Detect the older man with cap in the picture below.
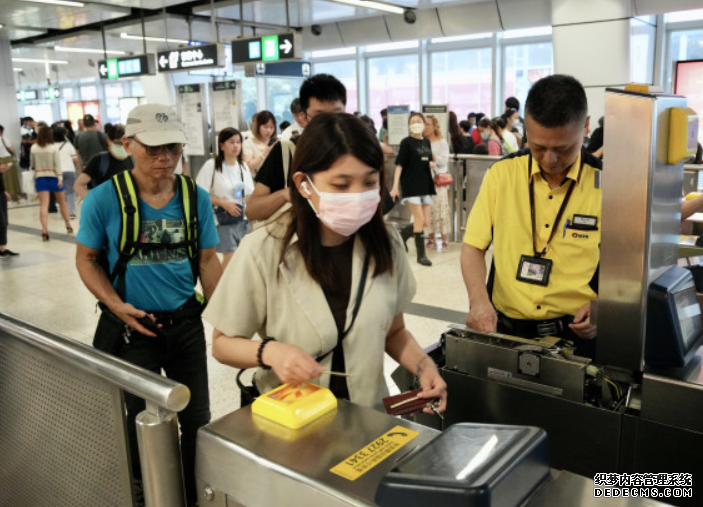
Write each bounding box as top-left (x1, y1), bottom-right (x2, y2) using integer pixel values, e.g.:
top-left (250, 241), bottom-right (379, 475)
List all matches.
top-left (76, 104), bottom-right (222, 506)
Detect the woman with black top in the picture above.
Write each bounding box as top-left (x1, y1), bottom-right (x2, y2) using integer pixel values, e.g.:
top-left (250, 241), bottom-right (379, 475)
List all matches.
top-left (390, 112), bottom-right (435, 266)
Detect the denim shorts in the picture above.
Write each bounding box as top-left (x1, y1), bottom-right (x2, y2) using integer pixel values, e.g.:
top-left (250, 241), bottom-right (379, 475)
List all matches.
top-left (216, 220), bottom-right (250, 253)
top-left (35, 177), bottom-right (64, 193)
top-left (402, 195), bottom-right (434, 205)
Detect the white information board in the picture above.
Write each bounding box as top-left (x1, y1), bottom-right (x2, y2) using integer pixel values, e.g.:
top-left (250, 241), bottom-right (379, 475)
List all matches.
top-left (210, 80), bottom-right (243, 134)
top-left (421, 104), bottom-right (448, 141)
top-left (176, 84), bottom-right (207, 156)
top-left (387, 105), bottom-right (410, 146)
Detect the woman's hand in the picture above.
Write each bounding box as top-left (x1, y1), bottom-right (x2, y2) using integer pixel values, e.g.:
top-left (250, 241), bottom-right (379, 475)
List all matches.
top-left (416, 359), bottom-right (447, 414)
top-left (262, 341), bottom-right (325, 384)
top-left (222, 202), bottom-right (242, 216)
top-left (389, 187), bottom-right (400, 202)
top-left (57, 180), bottom-right (64, 189)
top-left (429, 161), bottom-right (436, 171)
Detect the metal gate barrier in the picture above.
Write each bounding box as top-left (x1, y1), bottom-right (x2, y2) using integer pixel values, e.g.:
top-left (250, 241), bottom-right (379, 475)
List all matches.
top-left (0, 312), bottom-right (190, 507)
top-left (384, 153), bottom-right (499, 242)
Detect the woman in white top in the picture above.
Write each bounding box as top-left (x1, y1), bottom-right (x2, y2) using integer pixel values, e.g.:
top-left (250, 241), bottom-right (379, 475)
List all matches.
top-left (30, 126), bottom-right (72, 241)
top-left (242, 110), bottom-right (277, 175)
top-left (203, 113), bottom-right (447, 412)
top-left (423, 115), bottom-right (451, 251)
top-left (196, 127), bottom-right (254, 271)
top-left (502, 108), bottom-right (523, 151)
top-left (52, 124), bottom-right (79, 218)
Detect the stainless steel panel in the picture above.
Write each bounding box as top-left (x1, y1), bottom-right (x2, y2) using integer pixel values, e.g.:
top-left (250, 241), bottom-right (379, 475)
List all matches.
top-left (0, 336), bottom-right (133, 507)
top-left (443, 370), bottom-right (623, 478)
top-left (525, 471), bottom-right (673, 507)
top-left (641, 350), bottom-right (703, 433)
top-left (598, 90), bottom-right (688, 372)
top-left (196, 401), bottom-right (439, 507)
top-left (445, 331), bottom-right (587, 402)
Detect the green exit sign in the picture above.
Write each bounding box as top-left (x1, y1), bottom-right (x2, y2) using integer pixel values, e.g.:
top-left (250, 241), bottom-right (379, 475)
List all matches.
top-left (231, 32), bottom-right (301, 65)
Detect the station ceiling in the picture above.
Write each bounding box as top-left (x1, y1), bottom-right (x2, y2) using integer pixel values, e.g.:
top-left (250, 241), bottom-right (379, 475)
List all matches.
top-left (1, 0), bottom-right (475, 84)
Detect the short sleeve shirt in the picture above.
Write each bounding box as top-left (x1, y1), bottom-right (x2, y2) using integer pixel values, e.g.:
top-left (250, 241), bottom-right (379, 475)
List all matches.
top-left (83, 153), bottom-right (134, 188)
top-left (57, 142), bottom-right (77, 173)
top-left (254, 140), bottom-right (296, 192)
top-left (395, 136), bottom-right (436, 197)
top-left (77, 176), bottom-right (219, 311)
top-left (76, 131), bottom-right (108, 168)
top-left (463, 149), bottom-right (602, 320)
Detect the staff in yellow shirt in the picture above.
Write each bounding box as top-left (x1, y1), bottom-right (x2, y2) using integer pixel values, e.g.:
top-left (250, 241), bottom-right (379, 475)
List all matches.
top-left (461, 75), bottom-right (601, 358)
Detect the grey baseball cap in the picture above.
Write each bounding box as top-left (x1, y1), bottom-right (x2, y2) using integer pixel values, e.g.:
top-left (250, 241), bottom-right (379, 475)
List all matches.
top-left (124, 104), bottom-right (188, 146)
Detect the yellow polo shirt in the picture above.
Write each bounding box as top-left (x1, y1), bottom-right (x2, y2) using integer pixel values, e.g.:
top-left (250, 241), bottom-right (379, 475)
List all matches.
top-left (464, 150), bottom-right (602, 320)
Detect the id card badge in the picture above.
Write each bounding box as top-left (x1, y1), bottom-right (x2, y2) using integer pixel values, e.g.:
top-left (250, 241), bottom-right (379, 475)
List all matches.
top-left (235, 188), bottom-right (243, 200)
top-left (516, 255), bottom-right (552, 286)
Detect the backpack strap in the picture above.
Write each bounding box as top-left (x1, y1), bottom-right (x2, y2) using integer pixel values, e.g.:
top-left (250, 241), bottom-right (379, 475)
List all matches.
top-left (110, 170), bottom-right (141, 298)
top-left (176, 174), bottom-right (200, 283)
top-left (99, 152), bottom-right (111, 179)
top-left (280, 140), bottom-right (295, 189)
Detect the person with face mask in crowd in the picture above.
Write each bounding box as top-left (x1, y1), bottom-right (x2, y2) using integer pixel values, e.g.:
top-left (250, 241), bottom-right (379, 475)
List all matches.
top-left (203, 113), bottom-right (447, 414)
top-left (74, 124), bottom-right (134, 199)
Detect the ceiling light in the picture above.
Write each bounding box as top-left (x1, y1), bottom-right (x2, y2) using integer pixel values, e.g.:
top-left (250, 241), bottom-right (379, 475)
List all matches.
top-left (12, 57), bottom-right (69, 64)
top-left (328, 0), bottom-right (405, 15)
top-left (54, 45), bottom-right (126, 55)
top-left (120, 32), bottom-right (190, 44)
top-left (22, 0), bottom-right (85, 7)
top-left (13, 68), bottom-right (23, 72)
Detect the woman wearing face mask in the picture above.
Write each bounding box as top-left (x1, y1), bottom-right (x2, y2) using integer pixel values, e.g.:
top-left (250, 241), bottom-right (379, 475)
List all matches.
top-left (74, 124), bottom-right (134, 199)
top-left (502, 109), bottom-right (522, 151)
top-left (204, 113), bottom-right (447, 413)
top-left (477, 117), bottom-right (505, 157)
top-left (243, 110), bottom-right (277, 175)
top-left (196, 127), bottom-right (254, 271)
top-left (389, 112), bottom-right (436, 266)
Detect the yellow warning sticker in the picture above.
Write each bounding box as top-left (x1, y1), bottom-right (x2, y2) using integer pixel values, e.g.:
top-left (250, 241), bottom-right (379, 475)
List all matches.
top-left (329, 425), bottom-right (419, 481)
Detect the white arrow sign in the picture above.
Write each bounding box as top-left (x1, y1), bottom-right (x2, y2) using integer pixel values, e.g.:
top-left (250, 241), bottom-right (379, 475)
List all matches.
top-left (99, 64), bottom-right (107, 77)
top-left (159, 55), bottom-right (168, 68)
top-left (279, 38), bottom-right (293, 54)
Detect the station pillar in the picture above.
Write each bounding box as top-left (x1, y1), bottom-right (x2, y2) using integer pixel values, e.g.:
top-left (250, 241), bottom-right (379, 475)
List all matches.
top-left (0, 34), bottom-right (22, 153)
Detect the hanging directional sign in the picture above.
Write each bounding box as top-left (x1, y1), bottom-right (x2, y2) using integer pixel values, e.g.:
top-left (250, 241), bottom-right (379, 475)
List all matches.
top-left (98, 54), bottom-right (156, 80)
top-left (157, 43), bottom-right (225, 73)
top-left (231, 32), bottom-right (301, 65)
top-left (248, 61), bottom-right (312, 78)
top-left (16, 90), bottom-right (38, 102)
top-left (44, 87), bottom-right (60, 100)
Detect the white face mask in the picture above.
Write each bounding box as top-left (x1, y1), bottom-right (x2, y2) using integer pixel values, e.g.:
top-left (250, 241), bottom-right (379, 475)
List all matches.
top-left (110, 143), bottom-right (128, 159)
top-left (409, 123), bottom-right (425, 135)
top-left (304, 175), bottom-right (381, 237)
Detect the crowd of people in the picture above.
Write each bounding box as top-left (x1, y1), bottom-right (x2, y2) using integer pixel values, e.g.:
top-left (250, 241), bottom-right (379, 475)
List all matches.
top-left (2, 70), bottom-right (641, 507)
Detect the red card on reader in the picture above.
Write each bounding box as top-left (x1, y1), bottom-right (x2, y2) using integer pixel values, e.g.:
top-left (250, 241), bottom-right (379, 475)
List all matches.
top-left (383, 388), bottom-right (432, 416)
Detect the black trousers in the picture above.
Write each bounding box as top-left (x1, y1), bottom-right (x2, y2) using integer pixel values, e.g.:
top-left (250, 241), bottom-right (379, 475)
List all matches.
top-left (497, 312), bottom-right (596, 359)
top-left (0, 185), bottom-right (7, 246)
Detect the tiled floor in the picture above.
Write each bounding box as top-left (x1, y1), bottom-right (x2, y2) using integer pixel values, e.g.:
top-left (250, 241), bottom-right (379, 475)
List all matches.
top-left (1, 201), bottom-right (475, 421)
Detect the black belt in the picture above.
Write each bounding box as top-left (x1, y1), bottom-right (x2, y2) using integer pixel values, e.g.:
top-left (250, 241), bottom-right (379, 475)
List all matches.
top-left (99, 295), bottom-right (204, 330)
top-left (497, 312), bottom-right (573, 338)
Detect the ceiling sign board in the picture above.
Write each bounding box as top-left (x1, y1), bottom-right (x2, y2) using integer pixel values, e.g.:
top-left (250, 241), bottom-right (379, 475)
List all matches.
top-left (248, 61), bottom-right (312, 78)
top-left (16, 90), bottom-right (38, 102)
top-left (99, 54), bottom-right (156, 80)
top-left (157, 43), bottom-right (225, 73)
top-left (231, 32), bottom-right (301, 65)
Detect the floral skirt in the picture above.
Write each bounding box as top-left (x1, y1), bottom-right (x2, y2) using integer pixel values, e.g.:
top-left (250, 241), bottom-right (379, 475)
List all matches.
top-left (429, 186), bottom-right (451, 235)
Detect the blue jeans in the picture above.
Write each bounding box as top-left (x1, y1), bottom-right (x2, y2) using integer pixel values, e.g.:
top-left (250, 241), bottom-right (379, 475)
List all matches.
top-left (62, 171), bottom-right (77, 214)
top-left (97, 311), bottom-right (210, 505)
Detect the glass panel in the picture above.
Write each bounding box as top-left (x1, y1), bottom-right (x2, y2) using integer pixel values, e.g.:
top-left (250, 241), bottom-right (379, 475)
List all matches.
top-left (367, 54), bottom-right (419, 127)
top-left (504, 42), bottom-right (553, 115)
top-left (232, 69), bottom-right (259, 129)
top-left (266, 76), bottom-right (306, 130)
top-left (80, 85), bottom-right (98, 101)
top-left (666, 9), bottom-right (703, 23)
top-left (631, 19), bottom-right (656, 84)
top-left (668, 29), bottom-right (703, 93)
top-left (312, 60), bottom-right (358, 114)
top-left (430, 48), bottom-right (492, 121)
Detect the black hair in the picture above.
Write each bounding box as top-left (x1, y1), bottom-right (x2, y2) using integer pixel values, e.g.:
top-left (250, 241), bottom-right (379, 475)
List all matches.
top-left (52, 124), bottom-right (67, 143)
top-left (0, 125), bottom-right (3, 132)
top-left (525, 75), bottom-right (587, 128)
top-left (109, 124), bottom-right (125, 142)
top-left (360, 114), bottom-right (376, 134)
top-left (289, 98), bottom-right (302, 116)
top-left (215, 127), bottom-right (243, 172)
top-left (505, 97), bottom-right (520, 110)
top-left (448, 112), bottom-right (464, 153)
top-left (279, 121), bottom-right (291, 132)
top-left (104, 122), bottom-right (114, 135)
top-left (408, 112), bottom-right (426, 125)
top-left (473, 143), bottom-right (489, 155)
top-left (299, 73), bottom-right (347, 113)
top-left (491, 117), bottom-right (506, 141)
top-left (459, 120), bottom-right (471, 133)
top-left (282, 113), bottom-right (392, 290)
top-left (83, 114), bottom-right (96, 127)
top-left (253, 110), bottom-right (277, 141)
top-left (467, 112), bottom-right (477, 120)
top-left (475, 112), bottom-right (485, 124)
top-left (380, 108), bottom-right (388, 117)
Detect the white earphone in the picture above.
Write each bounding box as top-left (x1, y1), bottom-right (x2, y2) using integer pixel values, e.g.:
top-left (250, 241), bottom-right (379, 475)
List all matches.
top-left (301, 181), bottom-right (310, 195)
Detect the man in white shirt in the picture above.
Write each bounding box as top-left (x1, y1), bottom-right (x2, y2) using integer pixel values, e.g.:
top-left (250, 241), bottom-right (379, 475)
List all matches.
top-left (279, 97), bottom-right (305, 141)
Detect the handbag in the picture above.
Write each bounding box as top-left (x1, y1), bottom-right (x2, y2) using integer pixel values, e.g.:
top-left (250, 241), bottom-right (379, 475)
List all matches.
top-left (211, 160), bottom-right (245, 225)
top-left (434, 173), bottom-right (454, 187)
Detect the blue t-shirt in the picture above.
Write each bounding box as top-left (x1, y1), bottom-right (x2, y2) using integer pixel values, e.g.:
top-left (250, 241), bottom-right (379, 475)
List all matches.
top-left (77, 177), bottom-right (219, 311)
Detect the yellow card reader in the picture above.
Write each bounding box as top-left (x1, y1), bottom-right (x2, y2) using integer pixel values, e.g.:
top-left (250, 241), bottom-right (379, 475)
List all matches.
top-left (669, 107), bottom-right (699, 165)
top-left (252, 382), bottom-right (338, 429)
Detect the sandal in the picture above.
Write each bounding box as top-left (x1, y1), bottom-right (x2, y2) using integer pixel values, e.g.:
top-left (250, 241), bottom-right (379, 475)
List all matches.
top-left (66, 225), bottom-right (73, 234)
top-left (426, 239), bottom-right (435, 249)
top-left (42, 232), bottom-right (50, 242)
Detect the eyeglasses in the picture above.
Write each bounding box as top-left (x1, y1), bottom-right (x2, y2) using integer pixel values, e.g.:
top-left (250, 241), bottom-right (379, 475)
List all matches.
top-left (131, 137), bottom-right (183, 157)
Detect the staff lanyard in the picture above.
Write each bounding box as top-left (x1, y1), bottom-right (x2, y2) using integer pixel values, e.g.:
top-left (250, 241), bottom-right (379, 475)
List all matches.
top-left (223, 161), bottom-right (244, 202)
top-left (528, 153), bottom-right (582, 258)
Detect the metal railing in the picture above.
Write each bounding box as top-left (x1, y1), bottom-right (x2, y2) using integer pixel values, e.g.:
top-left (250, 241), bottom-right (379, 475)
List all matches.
top-left (0, 312), bottom-right (190, 507)
top-left (385, 153), bottom-right (500, 242)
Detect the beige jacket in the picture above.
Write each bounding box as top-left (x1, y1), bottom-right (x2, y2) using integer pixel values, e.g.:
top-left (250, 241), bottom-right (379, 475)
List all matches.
top-left (30, 144), bottom-right (62, 181)
top-left (203, 219), bottom-right (417, 410)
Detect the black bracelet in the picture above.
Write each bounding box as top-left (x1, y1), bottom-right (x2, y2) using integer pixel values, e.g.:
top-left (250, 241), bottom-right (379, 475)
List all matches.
top-left (257, 337), bottom-right (276, 370)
